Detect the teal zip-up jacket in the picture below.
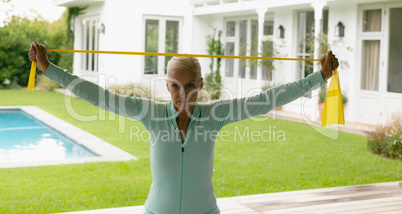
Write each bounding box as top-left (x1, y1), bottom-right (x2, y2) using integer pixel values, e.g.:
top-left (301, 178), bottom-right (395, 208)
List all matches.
top-left (44, 63), bottom-right (327, 214)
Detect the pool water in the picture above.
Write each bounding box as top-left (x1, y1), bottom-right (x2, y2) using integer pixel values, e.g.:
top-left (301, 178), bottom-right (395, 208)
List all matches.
top-left (0, 109), bottom-right (97, 163)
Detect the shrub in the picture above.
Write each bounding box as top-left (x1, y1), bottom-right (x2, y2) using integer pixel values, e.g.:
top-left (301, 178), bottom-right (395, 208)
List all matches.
top-left (36, 74), bottom-right (60, 91)
top-left (262, 82), bottom-right (277, 91)
top-left (318, 85), bottom-right (348, 104)
top-left (196, 88), bottom-right (214, 103)
top-left (342, 92), bottom-right (348, 104)
top-left (106, 83), bottom-right (152, 99)
top-left (319, 85), bottom-right (326, 103)
top-left (367, 114), bottom-right (402, 160)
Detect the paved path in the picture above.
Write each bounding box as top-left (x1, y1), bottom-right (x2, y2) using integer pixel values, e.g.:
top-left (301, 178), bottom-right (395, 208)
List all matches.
top-left (57, 181), bottom-right (402, 214)
top-left (265, 109), bottom-right (374, 136)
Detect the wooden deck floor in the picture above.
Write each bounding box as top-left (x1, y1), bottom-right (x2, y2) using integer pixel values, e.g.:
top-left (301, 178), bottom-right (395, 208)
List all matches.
top-left (57, 181), bottom-right (402, 214)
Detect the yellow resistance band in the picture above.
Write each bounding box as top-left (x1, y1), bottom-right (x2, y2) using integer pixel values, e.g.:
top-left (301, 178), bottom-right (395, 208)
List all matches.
top-left (28, 61), bottom-right (36, 90)
top-left (47, 49), bottom-right (322, 61)
top-left (27, 49), bottom-right (322, 91)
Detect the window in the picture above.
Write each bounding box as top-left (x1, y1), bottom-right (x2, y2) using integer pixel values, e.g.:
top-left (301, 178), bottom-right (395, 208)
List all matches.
top-left (144, 17), bottom-right (181, 75)
top-left (226, 21), bottom-right (235, 37)
top-left (261, 41), bottom-right (273, 81)
top-left (263, 21), bottom-right (273, 36)
top-left (261, 15), bottom-right (274, 82)
top-left (363, 9), bottom-right (381, 32)
top-left (387, 7), bottom-right (402, 93)
top-left (250, 20), bottom-right (258, 79)
top-left (359, 6), bottom-right (402, 93)
top-left (361, 40), bottom-right (380, 91)
top-left (225, 20), bottom-right (236, 78)
top-left (225, 42), bottom-right (235, 77)
top-left (145, 20), bottom-right (159, 75)
top-left (224, 15), bottom-right (274, 80)
top-left (82, 16), bottom-right (100, 72)
top-left (296, 10), bottom-right (328, 97)
top-left (165, 21), bottom-right (179, 74)
top-left (296, 11), bottom-right (315, 80)
top-left (296, 10), bottom-right (329, 79)
top-left (360, 8), bottom-right (382, 91)
top-left (238, 20), bottom-right (247, 79)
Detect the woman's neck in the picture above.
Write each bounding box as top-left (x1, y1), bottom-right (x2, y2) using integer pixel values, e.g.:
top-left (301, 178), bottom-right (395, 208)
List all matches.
top-left (176, 105), bottom-right (194, 122)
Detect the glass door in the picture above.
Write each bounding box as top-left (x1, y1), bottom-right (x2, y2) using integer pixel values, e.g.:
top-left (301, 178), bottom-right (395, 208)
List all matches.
top-left (387, 7), bottom-right (402, 93)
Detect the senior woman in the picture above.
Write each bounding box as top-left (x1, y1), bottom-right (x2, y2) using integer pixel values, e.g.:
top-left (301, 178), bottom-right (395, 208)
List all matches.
top-left (29, 41), bottom-right (338, 214)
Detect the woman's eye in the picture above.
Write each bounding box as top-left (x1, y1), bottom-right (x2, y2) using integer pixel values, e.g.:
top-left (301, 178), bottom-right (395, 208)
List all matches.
top-left (173, 84), bottom-right (179, 88)
top-left (187, 84), bottom-right (194, 88)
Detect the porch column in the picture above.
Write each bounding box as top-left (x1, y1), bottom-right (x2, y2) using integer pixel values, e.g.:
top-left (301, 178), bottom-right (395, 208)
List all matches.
top-left (310, 1), bottom-right (327, 122)
top-left (256, 8), bottom-right (267, 91)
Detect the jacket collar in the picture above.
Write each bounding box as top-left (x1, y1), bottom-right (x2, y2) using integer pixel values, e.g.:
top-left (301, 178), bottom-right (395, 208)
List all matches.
top-left (168, 101), bottom-right (200, 120)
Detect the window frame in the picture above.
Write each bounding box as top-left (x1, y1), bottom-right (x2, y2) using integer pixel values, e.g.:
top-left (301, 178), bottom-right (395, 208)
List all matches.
top-left (261, 13), bottom-right (274, 82)
top-left (142, 15), bottom-right (183, 76)
top-left (223, 18), bottom-right (237, 79)
top-left (295, 10), bottom-right (316, 81)
top-left (221, 16), bottom-right (255, 79)
top-left (81, 15), bottom-right (100, 72)
top-left (358, 4), bottom-right (386, 93)
top-left (223, 14), bottom-right (275, 81)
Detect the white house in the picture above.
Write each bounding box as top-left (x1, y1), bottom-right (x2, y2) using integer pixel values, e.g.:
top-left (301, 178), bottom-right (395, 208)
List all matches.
top-left (52, 0), bottom-right (402, 125)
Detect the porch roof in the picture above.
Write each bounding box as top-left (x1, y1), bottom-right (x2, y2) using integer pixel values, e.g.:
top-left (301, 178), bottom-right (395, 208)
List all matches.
top-left (190, 0), bottom-right (334, 16)
top-left (52, 0), bottom-right (104, 7)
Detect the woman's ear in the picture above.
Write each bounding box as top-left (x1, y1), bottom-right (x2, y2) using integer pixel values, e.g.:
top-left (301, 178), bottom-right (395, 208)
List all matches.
top-left (199, 78), bottom-right (203, 89)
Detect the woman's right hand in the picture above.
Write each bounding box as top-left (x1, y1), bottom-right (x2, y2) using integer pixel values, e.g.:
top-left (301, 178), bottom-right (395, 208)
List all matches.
top-left (28, 41), bottom-right (50, 72)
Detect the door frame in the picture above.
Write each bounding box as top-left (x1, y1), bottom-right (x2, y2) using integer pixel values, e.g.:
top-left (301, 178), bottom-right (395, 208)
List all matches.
top-left (355, 2), bottom-right (402, 124)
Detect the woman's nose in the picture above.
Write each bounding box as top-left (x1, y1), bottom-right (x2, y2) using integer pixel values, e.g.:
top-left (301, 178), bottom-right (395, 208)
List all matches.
top-left (178, 88), bottom-right (186, 97)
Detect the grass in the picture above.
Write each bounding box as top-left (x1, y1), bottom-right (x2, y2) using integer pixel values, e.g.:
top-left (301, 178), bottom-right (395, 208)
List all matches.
top-left (1, 89), bottom-right (401, 213)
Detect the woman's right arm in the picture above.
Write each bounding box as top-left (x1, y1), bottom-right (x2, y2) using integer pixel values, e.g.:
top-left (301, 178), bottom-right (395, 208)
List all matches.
top-left (45, 63), bottom-right (151, 125)
top-left (28, 41), bottom-right (151, 126)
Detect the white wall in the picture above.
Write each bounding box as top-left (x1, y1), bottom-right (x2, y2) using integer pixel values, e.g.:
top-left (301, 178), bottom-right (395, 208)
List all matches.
top-left (274, 7), bottom-right (298, 85)
top-left (327, 1), bottom-right (358, 123)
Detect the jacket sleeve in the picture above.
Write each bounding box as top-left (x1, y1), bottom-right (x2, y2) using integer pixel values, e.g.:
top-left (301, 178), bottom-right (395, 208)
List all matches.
top-left (209, 70), bottom-right (327, 128)
top-left (43, 62), bottom-right (151, 127)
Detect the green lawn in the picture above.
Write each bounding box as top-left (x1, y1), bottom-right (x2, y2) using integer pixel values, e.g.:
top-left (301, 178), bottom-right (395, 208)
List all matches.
top-left (1, 89), bottom-right (401, 213)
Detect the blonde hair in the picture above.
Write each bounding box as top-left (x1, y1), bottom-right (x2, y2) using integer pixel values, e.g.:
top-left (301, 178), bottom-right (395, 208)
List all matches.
top-left (167, 56), bottom-right (202, 81)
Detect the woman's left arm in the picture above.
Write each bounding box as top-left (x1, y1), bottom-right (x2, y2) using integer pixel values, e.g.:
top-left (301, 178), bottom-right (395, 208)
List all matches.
top-left (212, 51), bottom-right (338, 128)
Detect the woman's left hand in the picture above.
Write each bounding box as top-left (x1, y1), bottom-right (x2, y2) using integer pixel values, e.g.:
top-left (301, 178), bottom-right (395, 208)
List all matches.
top-left (320, 50), bottom-right (339, 81)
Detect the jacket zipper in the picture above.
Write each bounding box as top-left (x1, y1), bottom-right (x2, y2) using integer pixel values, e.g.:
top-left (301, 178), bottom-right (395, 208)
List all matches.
top-left (174, 114), bottom-right (194, 213)
top-left (179, 144), bottom-right (184, 214)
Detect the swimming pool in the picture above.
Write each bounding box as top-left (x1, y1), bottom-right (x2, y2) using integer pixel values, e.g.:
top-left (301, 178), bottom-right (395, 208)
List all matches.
top-left (0, 109), bottom-right (97, 162)
top-left (0, 106), bottom-right (137, 168)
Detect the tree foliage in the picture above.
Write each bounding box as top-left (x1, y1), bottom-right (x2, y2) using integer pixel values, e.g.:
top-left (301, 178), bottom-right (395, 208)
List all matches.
top-left (0, 10), bottom-right (73, 88)
top-left (67, 7), bottom-right (86, 38)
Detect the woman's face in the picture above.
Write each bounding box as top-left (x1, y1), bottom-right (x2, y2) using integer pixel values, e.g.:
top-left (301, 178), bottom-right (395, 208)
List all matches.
top-left (166, 69), bottom-right (203, 111)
